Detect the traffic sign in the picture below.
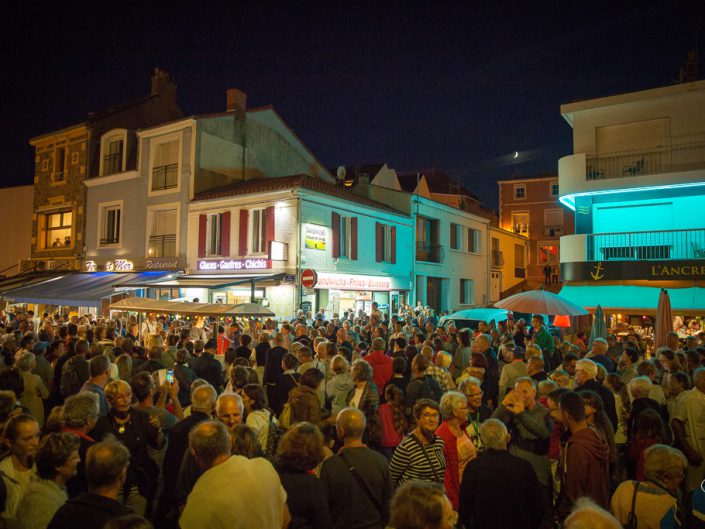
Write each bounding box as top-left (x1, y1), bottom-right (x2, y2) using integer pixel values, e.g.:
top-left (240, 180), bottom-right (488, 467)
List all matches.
top-left (301, 269), bottom-right (318, 288)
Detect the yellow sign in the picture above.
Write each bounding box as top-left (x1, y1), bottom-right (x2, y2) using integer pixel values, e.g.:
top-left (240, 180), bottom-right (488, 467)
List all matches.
top-left (590, 262), bottom-right (605, 280)
top-left (304, 224), bottom-right (326, 251)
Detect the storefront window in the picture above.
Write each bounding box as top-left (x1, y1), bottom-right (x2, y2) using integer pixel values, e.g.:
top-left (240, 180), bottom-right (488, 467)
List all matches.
top-left (539, 244), bottom-right (559, 263)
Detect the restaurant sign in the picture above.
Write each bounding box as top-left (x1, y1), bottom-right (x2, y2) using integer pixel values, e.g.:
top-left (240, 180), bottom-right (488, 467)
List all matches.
top-left (84, 258), bottom-right (184, 272)
top-left (561, 260), bottom-right (705, 282)
top-left (314, 272), bottom-right (392, 291)
top-left (303, 224), bottom-right (326, 251)
top-left (197, 259), bottom-right (272, 271)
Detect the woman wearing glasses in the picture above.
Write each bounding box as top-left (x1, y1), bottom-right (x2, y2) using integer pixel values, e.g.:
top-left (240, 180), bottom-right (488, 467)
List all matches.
top-left (390, 399), bottom-right (446, 487)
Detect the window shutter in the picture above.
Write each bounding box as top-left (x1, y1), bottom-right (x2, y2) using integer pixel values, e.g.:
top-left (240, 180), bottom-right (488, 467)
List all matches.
top-left (332, 212), bottom-right (340, 258)
top-left (265, 206), bottom-right (275, 254)
top-left (220, 211), bottom-right (231, 256)
top-left (350, 217), bottom-right (358, 260)
top-left (239, 209), bottom-right (249, 256)
top-left (198, 215), bottom-right (207, 258)
top-left (375, 223), bottom-right (383, 262)
top-left (391, 226), bottom-right (396, 264)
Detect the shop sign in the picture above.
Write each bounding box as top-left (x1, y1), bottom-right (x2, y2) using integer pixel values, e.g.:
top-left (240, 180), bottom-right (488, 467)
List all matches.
top-left (282, 274), bottom-right (296, 284)
top-left (561, 260), bottom-right (705, 282)
top-left (197, 259), bottom-right (271, 271)
top-left (84, 258), bottom-right (184, 272)
top-left (304, 224), bottom-right (326, 251)
top-left (85, 259), bottom-right (133, 272)
top-left (314, 272), bottom-right (392, 291)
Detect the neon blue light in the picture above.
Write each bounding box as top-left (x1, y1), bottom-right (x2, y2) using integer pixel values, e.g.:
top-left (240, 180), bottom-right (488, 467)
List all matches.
top-left (558, 180), bottom-right (705, 211)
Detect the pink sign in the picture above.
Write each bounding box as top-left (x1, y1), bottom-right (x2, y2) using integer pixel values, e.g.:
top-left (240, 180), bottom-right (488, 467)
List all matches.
top-left (314, 272), bottom-right (391, 291)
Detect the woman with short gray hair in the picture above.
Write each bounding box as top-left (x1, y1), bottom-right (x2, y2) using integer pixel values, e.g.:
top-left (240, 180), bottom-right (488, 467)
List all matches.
top-left (435, 391), bottom-right (476, 510)
top-left (611, 444), bottom-right (686, 527)
top-left (62, 391), bottom-right (100, 498)
top-left (16, 351), bottom-right (49, 427)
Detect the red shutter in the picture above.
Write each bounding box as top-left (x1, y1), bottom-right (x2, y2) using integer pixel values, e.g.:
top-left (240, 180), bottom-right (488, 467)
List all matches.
top-left (198, 214), bottom-right (207, 258)
top-left (220, 211), bottom-right (231, 256)
top-left (391, 226), bottom-right (396, 264)
top-left (350, 217), bottom-right (358, 260)
top-left (332, 212), bottom-right (340, 258)
top-left (239, 209), bottom-right (249, 256)
top-left (265, 206), bottom-right (275, 254)
top-left (375, 223), bottom-right (383, 262)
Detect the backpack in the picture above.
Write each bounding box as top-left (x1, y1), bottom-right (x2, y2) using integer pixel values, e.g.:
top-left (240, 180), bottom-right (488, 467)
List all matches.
top-left (419, 376), bottom-right (443, 403)
top-left (279, 402), bottom-right (293, 430)
top-left (60, 356), bottom-right (83, 398)
top-left (264, 410), bottom-right (283, 460)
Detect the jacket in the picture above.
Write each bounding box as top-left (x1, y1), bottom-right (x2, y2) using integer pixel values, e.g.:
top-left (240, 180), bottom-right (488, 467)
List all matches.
top-left (289, 384), bottom-right (322, 424)
top-left (365, 350), bottom-right (393, 395)
top-left (557, 426), bottom-right (611, 521)
top-left (347, 381), bottom-right (381, 446)
top-left (435, 421), bottom-right (460, 510)
top-left (327, 373), bottom-right (354, 415)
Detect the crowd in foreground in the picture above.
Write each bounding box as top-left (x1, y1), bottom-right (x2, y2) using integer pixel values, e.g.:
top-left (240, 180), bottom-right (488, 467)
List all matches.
top-left (0, 305), bottom-right (704, 529)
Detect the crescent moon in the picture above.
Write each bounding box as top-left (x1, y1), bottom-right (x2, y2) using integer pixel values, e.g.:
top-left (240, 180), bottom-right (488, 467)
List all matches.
top-left (513, 151), bottom-right (519, 159)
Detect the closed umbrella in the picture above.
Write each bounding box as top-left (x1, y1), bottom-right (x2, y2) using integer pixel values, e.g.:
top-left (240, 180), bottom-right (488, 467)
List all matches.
top-left (494, 288), bottom-right (588, 316)
top-left (589, 304), bottom-right (607, 348)
top-left (654, 289), bottom-right (673, 349)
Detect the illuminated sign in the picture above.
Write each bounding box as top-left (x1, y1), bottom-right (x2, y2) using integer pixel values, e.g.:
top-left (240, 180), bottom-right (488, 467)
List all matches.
top-left (84, 258), bottom-right (181, 272)
top-left (197, 259), bottom-right (272, 271)
top-left (314, 272), bottom-right (392, 291)
top-left (106, 259), bottom-right (134, 271)
top-left (269, 241), bottom-right (288, 261)
top-left (304, 224), bottom-right (326, 251)
top-left (561, 260), bottom-right (705, 282)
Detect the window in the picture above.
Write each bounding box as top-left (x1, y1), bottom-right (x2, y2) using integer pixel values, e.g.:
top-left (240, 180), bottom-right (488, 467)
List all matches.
top-left (151, 140), bottom-right (179, 191)
top-left (416, 216), bottom-right (440, 262)
top-left (512, 212), bottom-right (529, 236)
top-left (460, 279), bottom-right (474, 304)
top-left (103, 138), bottom-right (124, 175)
top-left (149, 208), bottom-right (177, 257)
top-left (551, 183), bottom-right (559, 197)
top-left (515, 244), bottom-right (525, 267)
top-left (53, 147), bottom-right (66, 183)
top-left (450, 223), bottom-right (461, 250)
top-left (383, 224), bottom-right (393, 262)
top-left (207, 213), bottom-right (223, 256)
top-left (539, 244), bottom-right (559, 264)
top-left (250, 208), bottom-right (267, 254)
top-left (376, 223), bottom-right (396, 263)
top-left (491, 237), bottom-right (503, 267)
top-left (467, 228), bottom-right (481, 254)
top-left (99, 203), bottom-right (122, 246)
top-left (339, 216), bottom-right (352, 258)
top-left (41, 210), bottom-right (72, 249)
top-left (514, 184), bottom-right (526, 200)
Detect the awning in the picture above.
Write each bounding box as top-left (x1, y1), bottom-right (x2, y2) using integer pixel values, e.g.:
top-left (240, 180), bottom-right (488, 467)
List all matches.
top-left (109, 298), bottom-right (275, 317)
top-left (1, 271), bottom-right (174, 307)
top-left (121, 273), bottom-right (286, 289)
top-left (0, 273), bottom-right (63, 295)
top-left (559, 285), bottom-right (705, 315)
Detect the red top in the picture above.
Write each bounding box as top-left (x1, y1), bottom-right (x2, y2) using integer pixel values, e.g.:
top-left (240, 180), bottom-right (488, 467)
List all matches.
top-left (435, 421), bottom-right (460, 510)
top-left (365, 350), bottom-right (393, 395)
top-left (629, 434), bottom-right (660, 481)
top-left (379, 403), bottom-right (403, 448)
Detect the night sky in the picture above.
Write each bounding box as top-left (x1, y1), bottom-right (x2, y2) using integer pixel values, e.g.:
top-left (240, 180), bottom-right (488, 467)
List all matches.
top-left (4, 2), bottom-right (703, 209)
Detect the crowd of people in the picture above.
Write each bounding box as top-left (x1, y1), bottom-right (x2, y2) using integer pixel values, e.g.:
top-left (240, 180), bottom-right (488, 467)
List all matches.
top-left (0, 303), bottom-right (704, 528)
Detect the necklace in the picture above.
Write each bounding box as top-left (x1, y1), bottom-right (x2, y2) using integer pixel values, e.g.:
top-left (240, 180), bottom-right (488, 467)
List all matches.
top-left (112, 413), bottom-right (131, 434)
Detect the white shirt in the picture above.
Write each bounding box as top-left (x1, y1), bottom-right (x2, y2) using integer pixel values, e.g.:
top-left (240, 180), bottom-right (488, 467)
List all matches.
top-left (0, 456), bottom-right (34, 522)
top-left (180, 455), bottom-right (286, 529)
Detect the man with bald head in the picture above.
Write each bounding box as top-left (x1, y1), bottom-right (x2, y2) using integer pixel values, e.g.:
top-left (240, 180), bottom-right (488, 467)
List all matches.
top-left (320, 408), bottom-right (393, 529)
top-left (160, 383), bottom-right (218, 516)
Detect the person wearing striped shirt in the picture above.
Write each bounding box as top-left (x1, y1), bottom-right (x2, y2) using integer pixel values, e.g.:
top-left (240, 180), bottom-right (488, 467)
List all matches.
top-left (390, 399), bottom-right (446, 487)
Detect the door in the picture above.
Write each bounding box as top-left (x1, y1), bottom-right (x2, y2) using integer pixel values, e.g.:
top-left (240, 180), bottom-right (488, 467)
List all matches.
top-left (490, 272), bottom-right (501, 303)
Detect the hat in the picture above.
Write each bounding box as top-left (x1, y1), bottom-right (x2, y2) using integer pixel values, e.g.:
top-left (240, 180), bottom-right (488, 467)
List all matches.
top-left (204, 338), bottom-right (217, 350)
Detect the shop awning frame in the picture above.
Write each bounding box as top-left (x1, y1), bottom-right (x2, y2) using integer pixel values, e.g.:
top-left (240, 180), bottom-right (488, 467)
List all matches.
top-left (559, 285), bottom-right (705, 315)
top-left (108, 298), bottom-right (275, 317)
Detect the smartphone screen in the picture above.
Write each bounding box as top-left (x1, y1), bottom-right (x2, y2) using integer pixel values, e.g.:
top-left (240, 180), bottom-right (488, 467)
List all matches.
top-left (167, 369), bottom-right (174, 384)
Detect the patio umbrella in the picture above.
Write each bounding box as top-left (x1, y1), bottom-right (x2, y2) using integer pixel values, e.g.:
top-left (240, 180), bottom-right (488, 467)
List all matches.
top-left (229, 303), bottom-right (275, 317)
top-left (589, 304), bottom-right (607, 348)
top-left (494, 288), bottom-right (588, 316)
top-left (654, 289), bottom-right (673, 349)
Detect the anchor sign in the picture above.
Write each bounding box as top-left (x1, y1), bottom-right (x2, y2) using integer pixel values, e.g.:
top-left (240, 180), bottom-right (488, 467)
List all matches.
top-left (590, 262), bottom-right (605, 281)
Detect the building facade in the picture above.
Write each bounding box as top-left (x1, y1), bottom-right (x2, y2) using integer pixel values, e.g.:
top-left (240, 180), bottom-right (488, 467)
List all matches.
top-left (498, 175), bottom-right (575, 285)
top-left (557, 79), bottom-right (705, 318)
top-left (0, 185), bottom-right (34, 277)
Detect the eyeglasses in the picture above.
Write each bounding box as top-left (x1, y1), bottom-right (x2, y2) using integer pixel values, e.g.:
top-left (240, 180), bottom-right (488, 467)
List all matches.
top-left (464, 392), bottom-right (483, 398)
top-left (111, 393), bottom-right (132, 401)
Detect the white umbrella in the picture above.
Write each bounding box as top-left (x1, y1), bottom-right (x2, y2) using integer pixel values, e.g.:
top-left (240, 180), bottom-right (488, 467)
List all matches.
top-left (494, 288), bottom-right (588, 316)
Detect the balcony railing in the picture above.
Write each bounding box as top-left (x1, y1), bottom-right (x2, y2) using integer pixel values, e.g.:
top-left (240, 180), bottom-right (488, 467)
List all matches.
top-left (491, 250), bottom-right (504, 267)
top-left (148, 234), bottom-right (177, 258)
top-left (416, 241), bottom-right (444, 263)
top-left (544, 225), bottom-right (564, 238)
top-left (587, 228), bottom-right (705, 261)
top-left (151, 163), bottom-right (178, 190)
top-left (513, 224), bottom-right (530, 237)
top-left (100, 237), bottom-right (120, 246)
top-left (103, 153), bottom-right (122, 175)
top-left (585, 133), bottom-right (705, 181)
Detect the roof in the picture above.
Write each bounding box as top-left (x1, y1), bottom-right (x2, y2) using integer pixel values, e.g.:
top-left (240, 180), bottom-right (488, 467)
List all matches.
top-left (193, 174), bottom-right (405, 214)
top-left (398, 169), bottom-right (483, 201)
top-left (497, 173), bottom-right (558, 184)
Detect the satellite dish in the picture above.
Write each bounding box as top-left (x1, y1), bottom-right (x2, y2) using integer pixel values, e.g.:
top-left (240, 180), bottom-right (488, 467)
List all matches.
top-left (336, 166), bottom-right (347, 180)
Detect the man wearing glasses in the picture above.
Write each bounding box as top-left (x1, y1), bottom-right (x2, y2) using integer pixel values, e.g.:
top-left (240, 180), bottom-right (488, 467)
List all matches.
top-left (459, 377), bottom-right (491, 451)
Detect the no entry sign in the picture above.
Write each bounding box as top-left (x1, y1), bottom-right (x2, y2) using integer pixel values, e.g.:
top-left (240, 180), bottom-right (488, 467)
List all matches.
top-left (301, 269), bottom-right (318, 288)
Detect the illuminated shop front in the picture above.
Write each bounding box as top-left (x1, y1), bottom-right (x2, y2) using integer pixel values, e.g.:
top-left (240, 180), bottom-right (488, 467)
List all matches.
top-left (300, 270), bottom-right (408, 317)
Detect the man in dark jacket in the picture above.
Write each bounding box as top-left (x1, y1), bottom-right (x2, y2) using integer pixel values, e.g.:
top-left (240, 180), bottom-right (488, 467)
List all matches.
top-left (48, 438), bottom-right (131, 529)
top-left (556, 391), bottom-right (611, 523)
top-left (189, 339), bottom-right (224, 391)
top-left (458, 418), bottom-right (543, 529)
top-left (475, 334), bottom-right (499, 408)
top-left (574, 358), bottom-right (618, 431)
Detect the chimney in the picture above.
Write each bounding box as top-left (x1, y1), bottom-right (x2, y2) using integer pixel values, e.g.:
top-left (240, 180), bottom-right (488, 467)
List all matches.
top-left (226, 88), bottom-right (248, 112)
top-left (151, 68), bottom-right (178, 101)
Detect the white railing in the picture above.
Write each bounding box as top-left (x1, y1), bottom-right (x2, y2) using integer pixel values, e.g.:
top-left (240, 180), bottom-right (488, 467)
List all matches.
top-left (587, 228), bottom-right (705, 261)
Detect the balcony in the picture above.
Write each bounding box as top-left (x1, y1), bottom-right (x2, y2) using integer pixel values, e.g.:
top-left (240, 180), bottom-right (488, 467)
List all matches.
top-left (151, 163), bottom-right (178, 191)
top-left (544, 225), bottom-right (564, 238)
top-left (513, 224), bottom-right (530, 237)
top-left (416, 241), bottom-right (443, 263)
top-left (148, 234), bottom-right (177, 258)
top-left (561, 229), bottom-right (705, 263)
